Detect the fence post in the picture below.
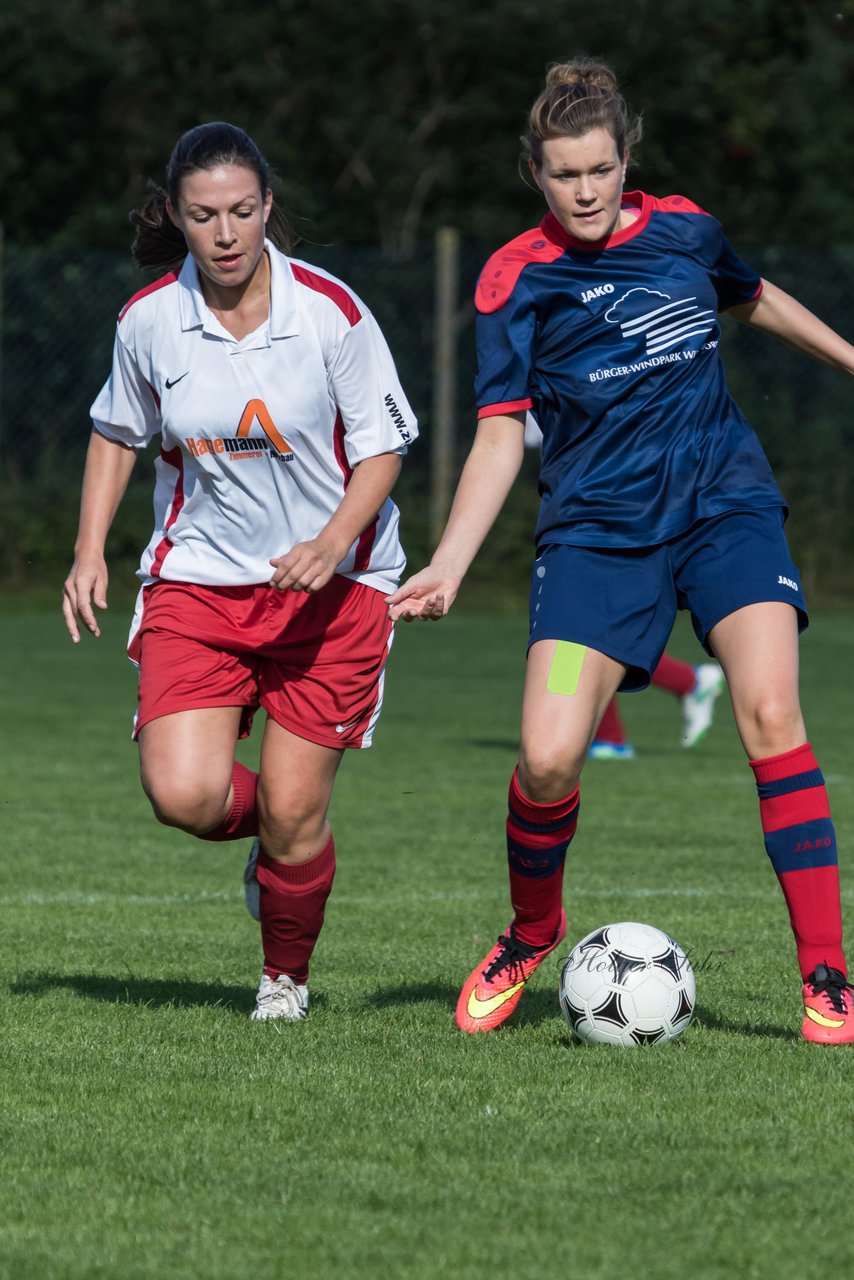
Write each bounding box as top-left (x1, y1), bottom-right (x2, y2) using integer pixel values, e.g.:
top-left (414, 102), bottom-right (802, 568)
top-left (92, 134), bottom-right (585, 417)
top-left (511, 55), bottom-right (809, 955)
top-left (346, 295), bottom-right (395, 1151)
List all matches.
top-left (0, 224), bottom-right (4, 458)
top-left (430, 226), bottom-right (460, 548)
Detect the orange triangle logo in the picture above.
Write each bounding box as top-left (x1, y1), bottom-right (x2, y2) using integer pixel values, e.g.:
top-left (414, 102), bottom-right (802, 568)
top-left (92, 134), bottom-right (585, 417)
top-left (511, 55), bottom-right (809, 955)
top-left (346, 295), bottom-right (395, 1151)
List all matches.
top-left (236, 399), bottom-right (293, 455)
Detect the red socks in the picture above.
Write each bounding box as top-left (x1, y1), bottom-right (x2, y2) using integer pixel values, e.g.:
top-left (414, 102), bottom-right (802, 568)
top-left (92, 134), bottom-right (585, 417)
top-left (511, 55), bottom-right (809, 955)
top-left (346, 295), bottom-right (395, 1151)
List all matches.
top-left (198, 762), bottom-right (259, 842)
top-left (650, 653), bottom-right (696, 698)
top-left (750, 743), bottom-right (845, 979)
top-left (507, 769), bottom-right (579, 949)
top-left (596, 699), bottom-right (626, 745)
top-left (257, 837), bottom-right (336, 984)
top-left (191, 761), bottom-right (336, 985)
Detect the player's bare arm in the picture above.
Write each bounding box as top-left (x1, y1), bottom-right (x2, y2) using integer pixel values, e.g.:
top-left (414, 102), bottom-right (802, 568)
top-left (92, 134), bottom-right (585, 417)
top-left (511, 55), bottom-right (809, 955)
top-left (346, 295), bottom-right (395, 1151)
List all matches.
top-left (62, 431), bottom-right (137, 642)
top-left (269, 451), bottom-right (403, 593)
top-left (730, 279), bottom-right (854, 375)
top-left (387, 413), bottom-right (526, 621)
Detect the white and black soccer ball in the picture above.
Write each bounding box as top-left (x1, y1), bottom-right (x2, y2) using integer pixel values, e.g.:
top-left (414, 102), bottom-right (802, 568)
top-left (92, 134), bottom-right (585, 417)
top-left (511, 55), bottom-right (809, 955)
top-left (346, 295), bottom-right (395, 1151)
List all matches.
top-left (559, 922), bottom-right (695, 1047)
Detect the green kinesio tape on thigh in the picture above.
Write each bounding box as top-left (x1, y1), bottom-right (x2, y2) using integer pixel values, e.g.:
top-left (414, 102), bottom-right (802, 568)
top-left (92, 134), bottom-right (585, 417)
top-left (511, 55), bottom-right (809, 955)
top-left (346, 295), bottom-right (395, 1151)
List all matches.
top-left (546, 641), bottom-right (586, 695)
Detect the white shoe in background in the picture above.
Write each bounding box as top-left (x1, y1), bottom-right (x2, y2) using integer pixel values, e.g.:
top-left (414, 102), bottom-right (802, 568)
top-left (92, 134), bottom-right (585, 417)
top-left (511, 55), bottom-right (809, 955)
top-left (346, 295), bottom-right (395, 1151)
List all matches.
top-left (681, 663), bottom-right (725, 748)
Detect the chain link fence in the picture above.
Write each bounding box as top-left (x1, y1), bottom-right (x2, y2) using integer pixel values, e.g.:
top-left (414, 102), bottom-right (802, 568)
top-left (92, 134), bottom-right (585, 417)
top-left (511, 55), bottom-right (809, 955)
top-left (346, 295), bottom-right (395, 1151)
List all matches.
top-left (1, 235), bottom-right (852, 601)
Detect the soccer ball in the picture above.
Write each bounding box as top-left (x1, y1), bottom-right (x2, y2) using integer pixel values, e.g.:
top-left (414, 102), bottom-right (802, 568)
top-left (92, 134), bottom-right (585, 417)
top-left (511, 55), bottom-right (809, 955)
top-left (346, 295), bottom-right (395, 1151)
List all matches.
top-left (559, 922), bottom-right (695, 1047)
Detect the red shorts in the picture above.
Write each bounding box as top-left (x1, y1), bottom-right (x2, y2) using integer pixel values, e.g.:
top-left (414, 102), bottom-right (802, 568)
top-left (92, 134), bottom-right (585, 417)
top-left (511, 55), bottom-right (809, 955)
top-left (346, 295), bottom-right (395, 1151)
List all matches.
top-left (128, 577), bottom-right (394, 749)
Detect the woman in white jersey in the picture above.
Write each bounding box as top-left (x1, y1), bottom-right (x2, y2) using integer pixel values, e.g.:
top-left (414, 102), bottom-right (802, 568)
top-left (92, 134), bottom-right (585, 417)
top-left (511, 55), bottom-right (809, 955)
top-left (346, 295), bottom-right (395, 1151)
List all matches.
top-left (388, 60), bottom-right (854, 1044)
top-left (62, 123), bottom-right (418, 1021)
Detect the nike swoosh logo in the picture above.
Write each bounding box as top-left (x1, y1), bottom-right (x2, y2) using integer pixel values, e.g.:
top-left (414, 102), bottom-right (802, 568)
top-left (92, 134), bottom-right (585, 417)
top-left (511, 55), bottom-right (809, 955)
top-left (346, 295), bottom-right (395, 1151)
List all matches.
top-left (467, 981), bottom-right (525, 1020)
top-left (804, 1006), bottom-right (845, 1029)
top-left (165, 372), bottom-right (189, 389)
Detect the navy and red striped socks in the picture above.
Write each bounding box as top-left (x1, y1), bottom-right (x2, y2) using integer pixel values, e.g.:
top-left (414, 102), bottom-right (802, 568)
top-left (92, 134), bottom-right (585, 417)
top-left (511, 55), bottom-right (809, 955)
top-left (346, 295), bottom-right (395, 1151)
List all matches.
top-left (507, 768), bottom-right (579, 949)
top-left (750, 742), bottom-right (845, 979)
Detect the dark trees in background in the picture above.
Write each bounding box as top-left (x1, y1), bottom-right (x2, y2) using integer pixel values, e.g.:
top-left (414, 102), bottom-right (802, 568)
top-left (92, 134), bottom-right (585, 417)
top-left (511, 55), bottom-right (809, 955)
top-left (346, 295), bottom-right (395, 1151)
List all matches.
top-left (0, 0), bottom-right (850, 256)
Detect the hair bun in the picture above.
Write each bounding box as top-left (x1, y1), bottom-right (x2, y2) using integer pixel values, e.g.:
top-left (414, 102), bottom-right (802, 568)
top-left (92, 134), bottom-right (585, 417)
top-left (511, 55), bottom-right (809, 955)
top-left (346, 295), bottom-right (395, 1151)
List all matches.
top-left (545, 60), bottom-right (618, 93)
top-left (522, 56), bottom-right (641, 170)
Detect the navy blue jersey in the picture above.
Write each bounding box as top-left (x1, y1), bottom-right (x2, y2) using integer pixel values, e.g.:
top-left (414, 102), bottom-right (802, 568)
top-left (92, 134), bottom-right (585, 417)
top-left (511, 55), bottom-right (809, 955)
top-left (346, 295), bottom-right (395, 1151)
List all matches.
top-left (475, 191), bottom-right (785, 548)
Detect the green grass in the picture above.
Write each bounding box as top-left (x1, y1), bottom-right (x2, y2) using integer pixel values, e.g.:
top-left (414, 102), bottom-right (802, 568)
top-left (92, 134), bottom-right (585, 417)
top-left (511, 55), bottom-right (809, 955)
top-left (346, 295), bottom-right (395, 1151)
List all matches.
top-left (1, 602), bottom-right (853, 1280)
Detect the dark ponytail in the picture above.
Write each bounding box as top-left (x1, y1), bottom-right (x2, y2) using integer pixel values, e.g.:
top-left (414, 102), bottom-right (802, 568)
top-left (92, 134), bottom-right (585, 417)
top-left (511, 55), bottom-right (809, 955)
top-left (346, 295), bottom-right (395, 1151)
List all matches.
top-left (129, 122), bottom-right (294, 272)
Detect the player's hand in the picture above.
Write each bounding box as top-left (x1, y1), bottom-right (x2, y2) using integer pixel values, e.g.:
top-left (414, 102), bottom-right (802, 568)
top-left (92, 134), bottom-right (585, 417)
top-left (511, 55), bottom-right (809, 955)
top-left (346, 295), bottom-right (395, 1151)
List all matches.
top-left (62, 553), bottom-right (109, 643)
top-left (385, 567), bottom-right (460, 621)
top-left (269, 538), bottom-right (339, 593)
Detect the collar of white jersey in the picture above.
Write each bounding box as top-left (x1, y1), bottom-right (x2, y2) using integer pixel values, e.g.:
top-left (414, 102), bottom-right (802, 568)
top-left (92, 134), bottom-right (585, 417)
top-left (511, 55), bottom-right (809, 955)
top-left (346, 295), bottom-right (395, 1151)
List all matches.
top-left (176, 242), bottom-right (300, 339)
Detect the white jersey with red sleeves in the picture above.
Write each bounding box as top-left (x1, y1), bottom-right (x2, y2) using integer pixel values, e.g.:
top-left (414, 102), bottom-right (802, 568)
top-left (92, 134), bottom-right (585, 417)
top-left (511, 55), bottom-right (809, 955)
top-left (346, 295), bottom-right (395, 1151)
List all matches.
top-left (91, 243), bottom-right (418, 593)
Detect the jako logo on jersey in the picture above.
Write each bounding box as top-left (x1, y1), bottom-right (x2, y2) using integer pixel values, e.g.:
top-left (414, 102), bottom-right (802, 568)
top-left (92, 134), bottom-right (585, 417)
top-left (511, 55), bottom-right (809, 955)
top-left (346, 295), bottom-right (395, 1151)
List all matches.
top-left (777, 575), bottom-right (799, 592)
top-left (185, 399), bottom-right (295, 463)
top-left (384, 393), bottom-right (412, 443)
top-left (581, 283), bottom-right (615, 305)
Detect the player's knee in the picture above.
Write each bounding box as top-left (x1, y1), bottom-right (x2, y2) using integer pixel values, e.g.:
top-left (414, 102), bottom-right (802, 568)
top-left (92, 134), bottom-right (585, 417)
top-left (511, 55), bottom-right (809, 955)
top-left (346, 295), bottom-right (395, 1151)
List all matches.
top-left (141, 773), bottom-right (227, 835)
top-left (257, 790), bottom-right (326, 862)
top-left (740, 692), bottom-right (804, 754)
top-left (517, 748), bottom-right (581, 803)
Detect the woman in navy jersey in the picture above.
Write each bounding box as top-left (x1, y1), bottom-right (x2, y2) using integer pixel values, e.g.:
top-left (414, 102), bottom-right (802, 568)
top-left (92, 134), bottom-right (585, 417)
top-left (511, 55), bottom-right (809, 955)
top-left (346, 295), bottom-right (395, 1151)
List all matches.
top-left (63, 123), bottom-right (417, 1021)
top-left (388, 59), bottom-right (854, 1042)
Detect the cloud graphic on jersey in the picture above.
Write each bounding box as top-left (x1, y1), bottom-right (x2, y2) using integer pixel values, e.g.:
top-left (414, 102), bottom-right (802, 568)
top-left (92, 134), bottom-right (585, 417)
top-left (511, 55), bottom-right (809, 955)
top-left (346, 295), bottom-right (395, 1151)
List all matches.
top-left (605, 288), bottom-right (715, 356)
top-left (604, 288), bottom-right (670, 323)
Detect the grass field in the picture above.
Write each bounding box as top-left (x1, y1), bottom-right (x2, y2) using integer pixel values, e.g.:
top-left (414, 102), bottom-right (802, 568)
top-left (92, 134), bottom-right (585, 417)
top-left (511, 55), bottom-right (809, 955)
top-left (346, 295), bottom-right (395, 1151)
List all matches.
top-left (1, 599), bottom-right (853, 1280)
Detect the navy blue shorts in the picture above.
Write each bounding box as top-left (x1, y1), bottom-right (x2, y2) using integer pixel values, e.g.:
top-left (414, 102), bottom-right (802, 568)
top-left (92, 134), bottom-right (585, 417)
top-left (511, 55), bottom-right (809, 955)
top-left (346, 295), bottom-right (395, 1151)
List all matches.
top-left (528, 508), bottom-right (808, 691)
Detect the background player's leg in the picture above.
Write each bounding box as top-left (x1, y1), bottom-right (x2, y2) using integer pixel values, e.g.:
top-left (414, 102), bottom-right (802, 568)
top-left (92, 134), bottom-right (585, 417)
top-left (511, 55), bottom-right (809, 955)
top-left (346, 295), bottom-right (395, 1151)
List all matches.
top-left (651, 652), bottom-right (696, 697)
top-left (651, 652), bottom-right (725, 748)
top-left (595, 697), bottom-right (626, 744)
top-left (710, 602), bottom-right (847, 984)
top-left (589, 696), bottom-right (636, 760)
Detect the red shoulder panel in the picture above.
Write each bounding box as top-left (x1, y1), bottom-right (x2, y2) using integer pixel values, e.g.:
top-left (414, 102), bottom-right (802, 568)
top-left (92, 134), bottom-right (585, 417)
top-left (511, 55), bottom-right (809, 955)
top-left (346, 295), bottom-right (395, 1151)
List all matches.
top-left (475, 225), bottom-right (565, 314)
top-left (648, 194), bottom-right (710, 217)
top-left (118, 271), bottom-right (179, 321)
top-left (291, 263), bottom-right (362, 326)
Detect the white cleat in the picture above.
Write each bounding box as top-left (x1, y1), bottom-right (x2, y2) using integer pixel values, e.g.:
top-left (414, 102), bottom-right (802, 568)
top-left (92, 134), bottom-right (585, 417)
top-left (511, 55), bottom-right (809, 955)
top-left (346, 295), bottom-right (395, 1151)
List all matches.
top-left (251, 972), bottom-right (309, 1021)
top-left (243, 838), bottom-right (261, 921)
top-left (681, 663), bottom-right (725, 748)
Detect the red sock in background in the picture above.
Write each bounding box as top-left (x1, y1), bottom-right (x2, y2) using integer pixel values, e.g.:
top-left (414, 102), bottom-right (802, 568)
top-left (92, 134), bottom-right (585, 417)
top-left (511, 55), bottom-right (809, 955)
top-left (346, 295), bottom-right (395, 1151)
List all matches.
top-left (257, 837), bottom-right (336, 984)
top-left (651, 654), bottom-right (696, 698)
top-left (595, 698), bottom-right (626, 745)
top-left (507, 769), bottom-right (579, 949)
top-left (198, 762), bottom-right (259, 842)
top-left (750, 743), bottom-right (845, 979)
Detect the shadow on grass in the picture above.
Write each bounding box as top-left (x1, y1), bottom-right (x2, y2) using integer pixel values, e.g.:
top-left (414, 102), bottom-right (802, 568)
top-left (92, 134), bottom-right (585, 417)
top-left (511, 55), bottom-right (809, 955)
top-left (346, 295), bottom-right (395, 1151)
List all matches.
top-left (9, 972), bottom-right (257, 1014)
top-left (691, 1003), bottom-right (795, 1041)
top-left (544, 999), bottom-right (795, 1046)
top-left (363, 980), bottom-right (460, 1011)
top-left (513, 986), bottom-right (562, 1029)
top-left (364, 980), bottom-right (566, 1033)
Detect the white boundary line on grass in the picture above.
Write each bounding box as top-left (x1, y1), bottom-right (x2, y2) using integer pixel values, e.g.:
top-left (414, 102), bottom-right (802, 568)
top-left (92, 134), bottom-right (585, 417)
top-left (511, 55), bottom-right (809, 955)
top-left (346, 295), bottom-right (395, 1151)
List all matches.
top-left (5, 885), bottom-right (854, 907)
